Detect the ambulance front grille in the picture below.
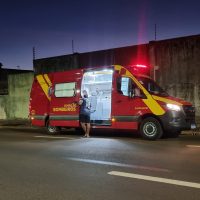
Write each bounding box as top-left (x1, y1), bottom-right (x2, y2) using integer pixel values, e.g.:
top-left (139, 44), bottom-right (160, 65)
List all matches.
top-left (182, 105), bottom-right (195, 121)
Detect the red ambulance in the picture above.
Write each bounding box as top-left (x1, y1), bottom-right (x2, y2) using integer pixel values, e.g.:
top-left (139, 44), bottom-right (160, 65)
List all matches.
top-left (29, 65), bottom-right (196, 140)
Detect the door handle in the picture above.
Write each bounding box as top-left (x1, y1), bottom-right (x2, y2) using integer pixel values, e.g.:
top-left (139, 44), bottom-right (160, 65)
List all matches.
top-left (116, 100), bottom-right (122, 103)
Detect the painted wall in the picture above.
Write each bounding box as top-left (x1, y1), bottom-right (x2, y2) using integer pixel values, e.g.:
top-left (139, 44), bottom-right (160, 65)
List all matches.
top-left (0, 72), bottom-right (34, 119)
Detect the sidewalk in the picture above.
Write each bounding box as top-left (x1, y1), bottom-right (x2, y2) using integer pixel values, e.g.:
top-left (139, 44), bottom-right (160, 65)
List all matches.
top-left (0, 119), bottom-right (31, 127)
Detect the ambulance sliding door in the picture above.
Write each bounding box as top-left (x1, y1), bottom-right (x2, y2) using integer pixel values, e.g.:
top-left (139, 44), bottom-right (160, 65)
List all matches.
top-left (81, 69), bottom-right (113, 126)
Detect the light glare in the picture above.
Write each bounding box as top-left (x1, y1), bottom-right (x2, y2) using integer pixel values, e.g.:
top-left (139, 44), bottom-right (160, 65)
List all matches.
top-left (166, 104), bottom-right (181, 111)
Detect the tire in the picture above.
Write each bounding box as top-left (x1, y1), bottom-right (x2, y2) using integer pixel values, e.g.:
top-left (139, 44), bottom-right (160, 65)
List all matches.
top-left (140, 117), bottom-right (163, 140)
top-left (46, 120), bottom-right (61, 135)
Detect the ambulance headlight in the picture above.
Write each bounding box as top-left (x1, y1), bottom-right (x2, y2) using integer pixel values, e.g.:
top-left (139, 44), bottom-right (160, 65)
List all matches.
top-left (166, 104), bottom-right (181, 111)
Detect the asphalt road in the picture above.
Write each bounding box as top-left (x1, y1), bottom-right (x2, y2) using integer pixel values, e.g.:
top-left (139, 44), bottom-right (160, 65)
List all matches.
top-left (0, 126), bottom-right (200, 200)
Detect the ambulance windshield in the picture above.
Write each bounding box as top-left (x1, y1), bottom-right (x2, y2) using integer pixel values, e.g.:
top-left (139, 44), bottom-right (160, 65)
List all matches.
top-left (137, 77), bottom-right (168, 96)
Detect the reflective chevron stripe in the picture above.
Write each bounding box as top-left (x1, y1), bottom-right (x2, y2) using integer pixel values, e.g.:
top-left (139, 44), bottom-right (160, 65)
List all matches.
top-left (36, 74), bottom-right (52, 101)
top-left (114, 65), bottom-right (165, 116)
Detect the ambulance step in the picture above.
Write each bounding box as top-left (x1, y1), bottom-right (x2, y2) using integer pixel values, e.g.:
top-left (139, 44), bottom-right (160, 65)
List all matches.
top-left (91, 120), bottom-right (111, 126)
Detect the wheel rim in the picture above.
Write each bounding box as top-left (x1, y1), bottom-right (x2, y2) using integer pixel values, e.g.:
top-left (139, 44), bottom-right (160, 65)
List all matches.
top-left (143, 122), bottom-right (157, 136)
top-left (48, 125), bottom-right (57, 133)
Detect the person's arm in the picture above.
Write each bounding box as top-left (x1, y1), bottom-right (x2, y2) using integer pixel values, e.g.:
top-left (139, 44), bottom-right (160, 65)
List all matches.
top-left (78, 98), bottom-right (83, 105)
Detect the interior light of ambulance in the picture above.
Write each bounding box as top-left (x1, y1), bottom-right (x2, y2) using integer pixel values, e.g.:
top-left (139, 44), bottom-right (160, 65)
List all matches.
top-left (85, 72), bottom-right (94, 76)
top-left (102, 69), bottom-right (113, 73)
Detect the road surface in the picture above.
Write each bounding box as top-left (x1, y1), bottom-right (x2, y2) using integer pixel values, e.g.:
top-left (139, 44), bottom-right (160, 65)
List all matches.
top-left (0, 126), bottom-right (200, 200)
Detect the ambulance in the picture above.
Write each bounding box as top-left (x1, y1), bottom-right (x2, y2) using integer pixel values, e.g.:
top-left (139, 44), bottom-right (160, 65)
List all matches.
top-left (29, 65), bottom-right (196, 140)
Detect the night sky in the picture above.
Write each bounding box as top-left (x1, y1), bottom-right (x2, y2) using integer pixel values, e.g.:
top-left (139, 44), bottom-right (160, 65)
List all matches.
top-left (1, 0), bottom-right (200, 70)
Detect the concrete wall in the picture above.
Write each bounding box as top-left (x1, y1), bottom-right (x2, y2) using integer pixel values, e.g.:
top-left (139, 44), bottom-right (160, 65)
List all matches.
top-left (34, 44), bottom-right (149, 75)
top-left (33, 53), bottom-right (80, 74)
top-left (149, 35), bottom-right (200, 116)
top-left (0, 97), bottom-right (7, 119)
top-left (0, 72), bottom-right (34, 120)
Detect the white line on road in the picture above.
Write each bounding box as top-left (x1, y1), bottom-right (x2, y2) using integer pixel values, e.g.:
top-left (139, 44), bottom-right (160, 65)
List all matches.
top-left (186, 145), bottom-right (200, 148)
top-left (66, 157), bottom-right (170, 172)
top-left (34, 136), bottom-right (75, 139)
top-left (108, 171), bottom-right (200, 189)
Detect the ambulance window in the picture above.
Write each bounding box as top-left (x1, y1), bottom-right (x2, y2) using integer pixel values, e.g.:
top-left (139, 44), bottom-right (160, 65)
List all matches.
top-left (117, 77), bottom-right (133, 96)
top-left (55, 82), bottom-right (76, 97)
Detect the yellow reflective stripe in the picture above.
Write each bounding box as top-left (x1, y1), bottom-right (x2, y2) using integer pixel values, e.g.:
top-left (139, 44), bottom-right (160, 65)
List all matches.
top-left (44, 74), bottom-right (52, 87)
top-left (36, 75), bottom-right (51, 101)
top-left (114, 65), bottom-right (122, 72)
top-left (114, 65), bottom-right (165, 116)
top-left (131, 75), bottom-right (165, 115)
top-left (152, 95), bottom-right (182, 106)
top-left (142, 98), bottom-right (165, 115)
top-left (125, 70), bottom-right (132, 77)
top-left (130, 75), bottom-right (150, 96)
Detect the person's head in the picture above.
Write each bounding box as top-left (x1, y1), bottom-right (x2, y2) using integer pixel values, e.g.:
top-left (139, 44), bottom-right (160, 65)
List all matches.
top-left (82, 90), bottom-right (88, 98)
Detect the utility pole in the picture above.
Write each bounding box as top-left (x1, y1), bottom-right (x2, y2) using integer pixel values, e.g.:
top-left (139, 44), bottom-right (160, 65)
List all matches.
top-left (155, 23), bottom-right (157, 41)
top-left (154, 23), bottom-right (159, 81)
top-left (72, 40), bottom-right (74, 54)
top-left (33, 46), bottom-right (36, 60)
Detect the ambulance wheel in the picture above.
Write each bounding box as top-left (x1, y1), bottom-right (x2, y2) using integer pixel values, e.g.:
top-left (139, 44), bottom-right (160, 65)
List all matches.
top-left (140, 117), bottom-right (163, 140)
top-left (46, 120), bottom-right (61, 134)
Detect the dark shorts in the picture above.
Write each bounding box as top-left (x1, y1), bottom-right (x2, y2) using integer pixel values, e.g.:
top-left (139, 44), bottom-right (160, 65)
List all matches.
top-left (79, 114), bottom-right (90, 123)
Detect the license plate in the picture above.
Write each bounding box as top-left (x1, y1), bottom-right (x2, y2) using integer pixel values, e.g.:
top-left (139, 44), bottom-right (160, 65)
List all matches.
top-left (191, 124), bottom-right (197, 129)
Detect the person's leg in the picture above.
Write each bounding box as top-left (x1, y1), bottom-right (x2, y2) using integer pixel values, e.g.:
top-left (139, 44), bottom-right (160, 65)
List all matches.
top-left (86, 123), bottom-right (90, 137)
top-left (80, 122), bottom-right (87, 136)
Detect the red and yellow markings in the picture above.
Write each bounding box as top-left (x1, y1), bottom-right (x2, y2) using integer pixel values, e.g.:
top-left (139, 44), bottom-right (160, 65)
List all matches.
top-left (53, 103), bottom-right (77, 112)
top-left (152, 95), bottom-right (182, 106)
top-left (114, 65), bottom-right (165, 116)
top-left (36, 74), bottom-right (52, 101)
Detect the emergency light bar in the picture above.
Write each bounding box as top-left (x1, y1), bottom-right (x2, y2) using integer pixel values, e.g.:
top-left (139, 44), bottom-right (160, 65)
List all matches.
top-left (126, 64), bottom-right (150, 76)
top-left (135, 64), bottom-right (147, 68)
top-left (126, 64), bottom-right (148, 70)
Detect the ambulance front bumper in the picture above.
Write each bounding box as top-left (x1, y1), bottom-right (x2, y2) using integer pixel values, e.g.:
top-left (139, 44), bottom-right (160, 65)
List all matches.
top-left (160, 106), bottom-right (196, 132)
